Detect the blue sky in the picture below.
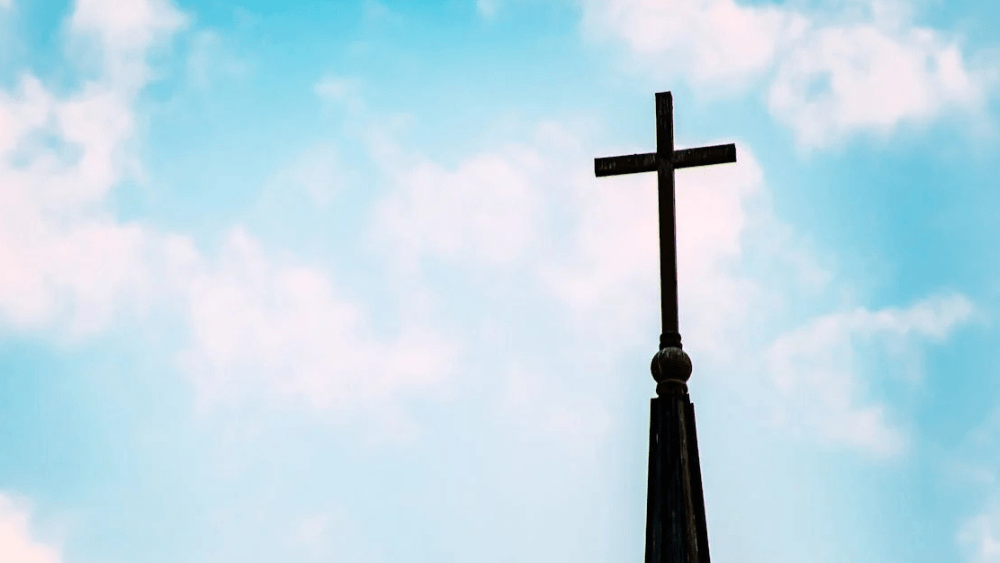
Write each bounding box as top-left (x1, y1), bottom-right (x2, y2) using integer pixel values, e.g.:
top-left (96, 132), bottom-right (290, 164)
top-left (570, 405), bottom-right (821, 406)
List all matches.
top-left (0, 0), bottom-right (998, 561)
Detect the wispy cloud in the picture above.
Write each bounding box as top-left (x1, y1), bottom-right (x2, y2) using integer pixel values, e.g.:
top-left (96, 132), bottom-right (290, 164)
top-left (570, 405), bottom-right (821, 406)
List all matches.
top-left (767, 294), bottom-right (974, 458)
top-left (0, 0), bottom-right (181, 338)
top-left (537, 131), bottom-right (971, 457)
top-left (544, 139), bottom-right (764, 352)
top-left (769, 22), bottom-right (986, 147)
top-left (0, 3), bottom-right (459, 430)
top-left (315, 75), bottom-right (366, 114)
top-left (0, 494), bottom-right (62, 563)
top-left (372, 142), bottom-right (545, 270)
top-left (580, 0), bottom-right (990, 147)
top-left (69, 0), bottom-right (187, 88)
top-left (176, 227), bottom-right (457, 420)
top-left (960, 506), bottom-right (1000, 563)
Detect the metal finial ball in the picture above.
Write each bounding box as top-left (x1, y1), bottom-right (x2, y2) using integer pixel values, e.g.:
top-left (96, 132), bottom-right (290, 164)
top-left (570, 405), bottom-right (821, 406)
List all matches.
top-left (651, 347), bottom-right (692, 383)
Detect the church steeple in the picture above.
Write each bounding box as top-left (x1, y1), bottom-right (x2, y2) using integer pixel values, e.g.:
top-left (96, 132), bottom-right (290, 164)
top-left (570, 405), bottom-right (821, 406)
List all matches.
top-left (594, 91), bottom-right (736, 563)
top-left (646, 344), bottom-right (710, 563)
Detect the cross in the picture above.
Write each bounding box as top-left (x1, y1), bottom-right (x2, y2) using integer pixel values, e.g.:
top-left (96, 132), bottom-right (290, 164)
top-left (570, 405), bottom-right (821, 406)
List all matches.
top-left (594, 91), bottom-right (737, 563)
top-left (594, 91), bottom-right (736, 350)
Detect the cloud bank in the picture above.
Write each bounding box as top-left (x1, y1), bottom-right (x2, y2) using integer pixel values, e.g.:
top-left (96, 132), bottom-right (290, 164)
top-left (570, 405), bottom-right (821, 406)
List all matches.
top-left (581, 0), bottom-right (990, 147)
top-left (0, 494), bottom-right (61, 563)
top-left (0, 0), bottom-right (458, 426)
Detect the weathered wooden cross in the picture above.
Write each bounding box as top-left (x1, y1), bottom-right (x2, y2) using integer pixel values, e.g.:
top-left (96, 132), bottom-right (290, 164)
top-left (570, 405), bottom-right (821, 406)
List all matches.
top-left (594, 91), bottom-right (736, 563)
top-left (595, 91), bottom-right (736, 350)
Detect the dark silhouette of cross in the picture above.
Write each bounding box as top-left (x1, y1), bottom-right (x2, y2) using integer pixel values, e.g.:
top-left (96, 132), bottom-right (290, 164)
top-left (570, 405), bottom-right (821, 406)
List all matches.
top-left (595, 91), bottom-right (735, 350)
top-left (594, 91), bottom-right (736, 563)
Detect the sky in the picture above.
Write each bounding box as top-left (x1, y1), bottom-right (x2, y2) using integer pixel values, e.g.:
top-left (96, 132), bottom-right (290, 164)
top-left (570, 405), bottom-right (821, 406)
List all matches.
top-left (0, 0), bottom-right (998, 562)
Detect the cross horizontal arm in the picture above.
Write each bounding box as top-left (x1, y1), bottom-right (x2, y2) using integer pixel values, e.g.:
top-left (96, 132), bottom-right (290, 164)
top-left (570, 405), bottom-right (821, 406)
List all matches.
top-left (673, 143), bottom-right (736, 169)
top-left (594, 144), bottom-right (737, 177)
top-left (595, 152), bottom-right (657, 177)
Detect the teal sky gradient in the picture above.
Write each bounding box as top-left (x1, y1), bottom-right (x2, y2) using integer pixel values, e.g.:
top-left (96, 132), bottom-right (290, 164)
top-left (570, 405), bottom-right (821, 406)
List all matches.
top-left (0, 1), bottom-right (998, 563)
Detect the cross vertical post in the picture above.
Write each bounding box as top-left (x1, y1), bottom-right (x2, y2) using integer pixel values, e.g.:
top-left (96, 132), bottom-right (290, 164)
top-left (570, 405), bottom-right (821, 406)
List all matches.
top-left (656, 92), bottom-right (680, 348)
top-left (594, 91), bottom-right (736, 563)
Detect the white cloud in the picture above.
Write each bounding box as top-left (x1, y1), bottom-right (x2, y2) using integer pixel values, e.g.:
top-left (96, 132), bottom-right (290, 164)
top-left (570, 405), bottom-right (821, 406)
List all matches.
top-left (0, 0), bottom-right (975, 452)
top-left (177, 228), bottom-right (457, 417)
top-left (960, 508), bottom-right (1000, 563)
top-left (315, 75), bottom-right (366, 113)
top-left (767, 294), bottom-right (973, 457)
top-left (769, 22), bottom-right (985, 147)
top-left (186, 30), bottom-right (250, 92)
top-left (0, 215), bottom-right (148, 337)
top-left (258, 142), bottom-right (343, 207)
top-left (0, 2), bottom-right (456, 427)
top-left (359, 108), bottom-right (960, 460)
top-left (544, 140), bottom-right (764, 351)
top-left (581, 0), bottom-right (805, 89)
top-left (580, 0), bottom-right (988, 147)
top-left (952, 406), bottom-right (1000, 563)
top-left (358, 104), bottom-right (972, 458)
top-left (0, 5), bottom-right (170, 337)
top-left (71, 0), bottom-right (185, 50)
top-left (0, 494), bottom-right (62, 563)
top-left (476, 0), bottom-right (499, 20)
top-left (295, 512), bottom-right (334, 552)
top-left (371, 127), bottom-right (553, 271)
top-left (70, 0), bottom-right (187, 88)
top-left (542, 130), bottom-right (970, 456)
